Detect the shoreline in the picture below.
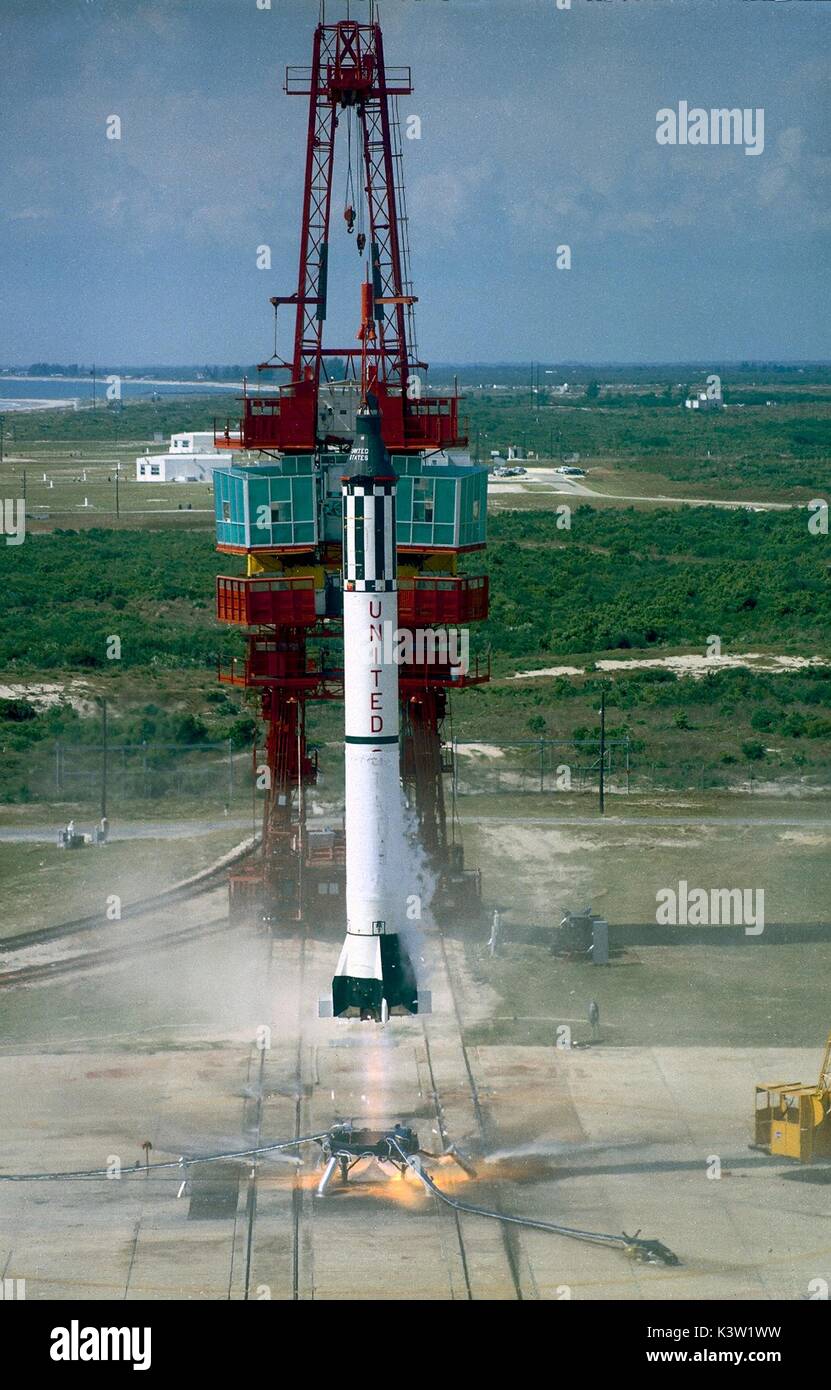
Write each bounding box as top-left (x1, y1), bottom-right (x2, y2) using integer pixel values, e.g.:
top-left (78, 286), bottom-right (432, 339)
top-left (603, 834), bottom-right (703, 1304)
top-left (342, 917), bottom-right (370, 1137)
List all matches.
top-left (0, 374), bottom-right (241, 388)
top-left (0, 379), bottom-right (242, 414)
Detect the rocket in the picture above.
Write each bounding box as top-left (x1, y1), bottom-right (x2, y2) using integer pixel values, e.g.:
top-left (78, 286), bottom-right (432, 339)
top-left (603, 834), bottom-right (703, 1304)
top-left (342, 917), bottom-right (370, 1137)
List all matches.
top-left (330, 397), bottom-right (422, 1021)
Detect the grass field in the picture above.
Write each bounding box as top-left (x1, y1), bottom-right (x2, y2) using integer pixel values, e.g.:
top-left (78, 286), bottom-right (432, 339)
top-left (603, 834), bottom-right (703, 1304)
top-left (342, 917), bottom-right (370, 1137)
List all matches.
top-left (456, 792), bottom-right (831, 925)
top-left (1, 379), bottom-right (828, 805)
top-left (5, 439), bottom-right (218, 529)
top-left (466, 390), bottom-right (831, 493)
top-left (454, 790), bottom-right (831, 1050)
top-left (462, 938), bottom-right (831, 1050)
top-left (2, 373), bottom-right (829, 526)
top-left (488, 458), bottom-right (812, 509)
top-left (0, 828), bottom-right (246, 943)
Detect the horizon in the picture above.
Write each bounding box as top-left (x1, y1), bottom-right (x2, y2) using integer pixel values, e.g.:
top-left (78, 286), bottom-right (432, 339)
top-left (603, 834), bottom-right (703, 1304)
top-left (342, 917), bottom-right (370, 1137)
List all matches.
top-left (3, 359), bottom-right (831, 373)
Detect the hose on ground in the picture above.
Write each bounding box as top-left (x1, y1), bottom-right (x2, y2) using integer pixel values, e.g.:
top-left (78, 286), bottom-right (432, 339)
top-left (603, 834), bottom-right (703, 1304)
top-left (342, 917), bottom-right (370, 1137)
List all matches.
top-left (0, 1134), bottom-right (329, 1182)
top-left (390, 1138), bottom-right (680, 1267)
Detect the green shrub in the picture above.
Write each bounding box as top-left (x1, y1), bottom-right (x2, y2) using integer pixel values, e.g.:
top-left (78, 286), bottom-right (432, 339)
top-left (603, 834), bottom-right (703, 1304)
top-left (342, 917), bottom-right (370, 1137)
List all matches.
top-left (0, 699), bottom-right (37, 722)
top-left (750, 709), bottom-right (775, 731)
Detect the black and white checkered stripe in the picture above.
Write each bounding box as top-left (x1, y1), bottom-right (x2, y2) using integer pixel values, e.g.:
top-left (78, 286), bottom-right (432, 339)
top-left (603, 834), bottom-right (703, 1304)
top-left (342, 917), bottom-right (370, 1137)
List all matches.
top-left (342, 481), bottom-right (397, 591)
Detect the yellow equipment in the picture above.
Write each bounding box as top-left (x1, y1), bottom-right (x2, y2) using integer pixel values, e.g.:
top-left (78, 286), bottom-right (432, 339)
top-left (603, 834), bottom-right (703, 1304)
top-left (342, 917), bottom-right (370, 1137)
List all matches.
top-left (754, 1032), bottom-right (831, 1163)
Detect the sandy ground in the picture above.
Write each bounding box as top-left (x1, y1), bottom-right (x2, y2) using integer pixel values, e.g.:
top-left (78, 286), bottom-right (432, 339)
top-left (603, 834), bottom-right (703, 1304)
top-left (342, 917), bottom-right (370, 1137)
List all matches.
top-left (0, 681), bottom-right (98, 714)
top-left (508, 653), bottom-right (829, 681)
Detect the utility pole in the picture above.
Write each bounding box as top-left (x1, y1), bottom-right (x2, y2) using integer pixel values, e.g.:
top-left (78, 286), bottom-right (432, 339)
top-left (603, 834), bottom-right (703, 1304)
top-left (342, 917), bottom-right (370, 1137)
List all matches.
top-left (0, 414), bottom-right (5, 464)
top-left (115, 464), bottom-right (120, 518)
top-left (252, 741), bottom-right (257, 838)
top-left (91, 364), bottom-right (97, 408)
top-left (598, 687), bottom-right (606, 816)
top-left (99, 696), bottom-right (108, 820)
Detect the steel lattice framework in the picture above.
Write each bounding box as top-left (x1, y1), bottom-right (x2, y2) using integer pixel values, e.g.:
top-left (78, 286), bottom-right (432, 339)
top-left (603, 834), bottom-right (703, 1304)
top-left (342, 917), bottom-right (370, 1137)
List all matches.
top-left (217, 17), bottom-right (486, 927)
top-left (218, 18), bottom-right (463, 455)
top-left (289, 18), bottom-right (414, 397)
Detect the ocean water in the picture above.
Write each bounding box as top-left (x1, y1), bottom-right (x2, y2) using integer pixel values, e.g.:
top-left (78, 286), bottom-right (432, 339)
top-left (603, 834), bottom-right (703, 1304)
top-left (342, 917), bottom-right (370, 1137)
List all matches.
top-left (0, 377), bottom-right (236, 411)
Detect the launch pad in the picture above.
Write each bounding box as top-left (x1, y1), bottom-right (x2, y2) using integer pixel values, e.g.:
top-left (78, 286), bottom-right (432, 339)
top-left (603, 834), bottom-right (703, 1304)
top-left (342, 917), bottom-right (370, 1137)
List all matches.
top-left (315, 1122), bottom-right (421, 1195)
top-left (2, 874), bottom-right (822, 1297)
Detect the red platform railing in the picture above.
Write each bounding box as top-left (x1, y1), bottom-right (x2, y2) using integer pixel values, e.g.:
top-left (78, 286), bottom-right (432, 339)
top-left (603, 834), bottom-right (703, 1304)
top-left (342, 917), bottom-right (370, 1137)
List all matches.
top-left (400, 653), bottom-right (490, 691)
top-left (216, 575), bottom-right (317, 627)
top-left (214, 379), bottom-right (467, 453)
top-left (218, 644), bottom-right (343, 699)
top-left (219, 645), bottom-right (487, 694)
top-left (397, 575), bottom-right (488, 626)
top-left (401, 395), bottom-right (467, 449)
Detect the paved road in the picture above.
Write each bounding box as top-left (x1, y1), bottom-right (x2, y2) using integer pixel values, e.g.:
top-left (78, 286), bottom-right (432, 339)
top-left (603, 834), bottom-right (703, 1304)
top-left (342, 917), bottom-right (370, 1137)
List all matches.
top-left (459, 813), bottom-right (831, 828)
top-left (489, 468), bottom-right (796, 512)
top-left (0, 818), bottom-right (255, 843)
top-left (4, 810), bottom-right (830, 844)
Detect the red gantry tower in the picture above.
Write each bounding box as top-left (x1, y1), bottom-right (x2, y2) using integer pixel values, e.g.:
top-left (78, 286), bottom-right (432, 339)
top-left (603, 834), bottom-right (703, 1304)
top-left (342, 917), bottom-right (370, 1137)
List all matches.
top-left (213, 12), bottom-right (489, 925)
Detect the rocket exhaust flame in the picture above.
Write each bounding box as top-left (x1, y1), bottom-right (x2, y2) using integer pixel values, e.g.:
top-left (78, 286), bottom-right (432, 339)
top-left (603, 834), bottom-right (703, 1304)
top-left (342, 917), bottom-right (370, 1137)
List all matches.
top-left (444, 1144), bottom-right (478, 1179)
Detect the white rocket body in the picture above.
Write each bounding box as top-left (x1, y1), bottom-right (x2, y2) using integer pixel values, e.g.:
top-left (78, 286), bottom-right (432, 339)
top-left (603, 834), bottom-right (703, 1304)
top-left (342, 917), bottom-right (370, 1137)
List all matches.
top-left (331, 404), bottom-right (419, 1019)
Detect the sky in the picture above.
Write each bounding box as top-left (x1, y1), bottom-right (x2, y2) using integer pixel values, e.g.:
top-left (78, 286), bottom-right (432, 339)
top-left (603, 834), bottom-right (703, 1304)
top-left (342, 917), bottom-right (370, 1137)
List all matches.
top-left (0, 0), bottom-right (829, 365)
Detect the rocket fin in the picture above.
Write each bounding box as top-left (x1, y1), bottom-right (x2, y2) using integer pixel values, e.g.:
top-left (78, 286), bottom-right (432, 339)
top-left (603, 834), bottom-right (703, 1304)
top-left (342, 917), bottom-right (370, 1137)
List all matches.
top-left (331, 932), bottom-right (420, 1019)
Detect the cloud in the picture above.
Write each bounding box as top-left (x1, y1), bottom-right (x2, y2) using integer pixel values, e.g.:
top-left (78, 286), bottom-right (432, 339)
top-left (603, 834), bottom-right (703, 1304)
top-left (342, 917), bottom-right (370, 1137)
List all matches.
top-left (8, 206), bottom-right (55, 222)
top-left (408, 161), bottom-right (493, 240)
top-left (2, 0), bottom-right (829, 360)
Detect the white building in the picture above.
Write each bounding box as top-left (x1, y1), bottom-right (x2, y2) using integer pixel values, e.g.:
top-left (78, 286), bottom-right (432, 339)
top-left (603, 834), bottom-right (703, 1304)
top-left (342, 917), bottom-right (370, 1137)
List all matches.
top-left (685, 391), bottom-right (723, 412)
top-left (135, 431), bottom-right (236, 483)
